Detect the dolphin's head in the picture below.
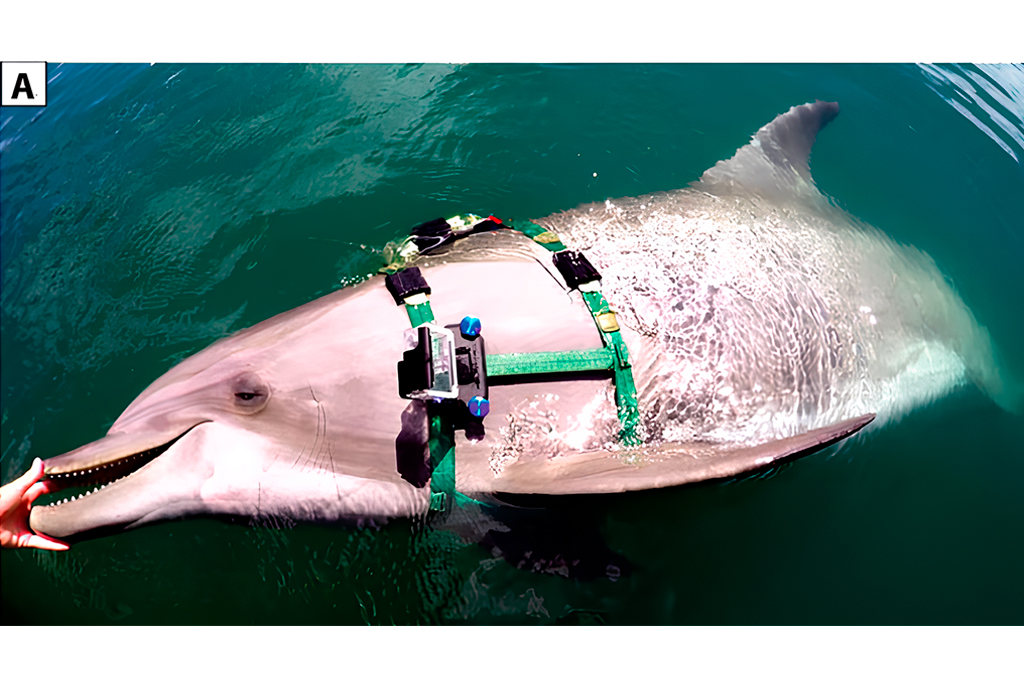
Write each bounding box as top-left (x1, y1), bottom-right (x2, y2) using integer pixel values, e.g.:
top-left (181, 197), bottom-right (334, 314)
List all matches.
top-left (30, 281), bottom-right (427, 540)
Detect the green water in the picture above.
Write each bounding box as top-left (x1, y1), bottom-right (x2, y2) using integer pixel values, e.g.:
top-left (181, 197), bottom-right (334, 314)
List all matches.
top-left (2, 64), bottom-right (1022, 624)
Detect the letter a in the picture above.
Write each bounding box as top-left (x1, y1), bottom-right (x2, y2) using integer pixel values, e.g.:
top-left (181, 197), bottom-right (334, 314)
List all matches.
top-left (13, 73), bottom-right (35, 100)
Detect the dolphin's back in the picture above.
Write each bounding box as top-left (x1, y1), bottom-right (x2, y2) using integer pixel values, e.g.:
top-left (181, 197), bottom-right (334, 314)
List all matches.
top-left (536, 102), bottom-right (1016, 447)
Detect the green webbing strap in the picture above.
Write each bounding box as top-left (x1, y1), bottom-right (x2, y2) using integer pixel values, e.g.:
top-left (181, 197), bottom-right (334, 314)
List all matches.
top-left (487, 348), bottom-right (614, 376)
top-left (426, 412), bottom-right (455, 512)
top-left (580, 290), bottom-right (642, 448)
top-left (404, 301), bottom-right (434, 329)
top-left (426, 408), bottom-right (483, 511)
top-left (505, 218), bottom-right (567, 252)
top-left (484, 294), bottom-right (640, 447)
top-left (495, 219), bottom-right (642, 447)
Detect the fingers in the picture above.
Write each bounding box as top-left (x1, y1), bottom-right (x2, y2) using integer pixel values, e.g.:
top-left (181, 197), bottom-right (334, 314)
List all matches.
top-left (1, 458), bottom-right (70, 552)
top-left (25, 479), bottom-right (57, 504)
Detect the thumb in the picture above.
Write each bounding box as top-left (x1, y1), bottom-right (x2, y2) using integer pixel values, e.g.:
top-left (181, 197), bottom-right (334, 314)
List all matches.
top-left (4, 458), bottom-right (45, 499)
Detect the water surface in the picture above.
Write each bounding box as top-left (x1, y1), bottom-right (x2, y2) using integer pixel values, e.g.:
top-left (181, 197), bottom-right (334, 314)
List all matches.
top-left (2, 64), bottom-right (1022, 624)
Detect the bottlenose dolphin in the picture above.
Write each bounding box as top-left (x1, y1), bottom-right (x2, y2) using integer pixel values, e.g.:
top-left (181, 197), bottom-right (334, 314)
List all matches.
top-left (29, 101), bottom-right (1016, 541)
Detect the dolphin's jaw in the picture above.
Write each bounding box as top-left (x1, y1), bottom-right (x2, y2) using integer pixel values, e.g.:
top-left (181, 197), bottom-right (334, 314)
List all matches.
top-left (28, 423), bottom-right (219, 539)
top-left (41, 441), bottom-right (172, 508)
top-left (40, 425), bottom-right (195, 493)
top-left (37, 425), bottom-right (206, 512)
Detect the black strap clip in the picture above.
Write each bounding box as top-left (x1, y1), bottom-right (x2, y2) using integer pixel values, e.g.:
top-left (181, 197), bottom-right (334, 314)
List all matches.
top-left (385, 267), bottom-right (431, 305)
top-left (410, 215), bottom-right (507, 256)
top-left (553, 250), bottom-right (602, 289)
top-left (410, 217), bottom-right (454, 253)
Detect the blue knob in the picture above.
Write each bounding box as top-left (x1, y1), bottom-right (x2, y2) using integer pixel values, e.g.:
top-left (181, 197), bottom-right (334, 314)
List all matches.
top-left (460, 316), bottom-right (482, 337)
top-left (468, 396), bottom-right (490, 418)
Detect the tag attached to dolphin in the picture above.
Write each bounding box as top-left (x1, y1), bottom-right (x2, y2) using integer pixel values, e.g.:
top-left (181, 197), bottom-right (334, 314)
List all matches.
top-left (28, 101), bottom-right (1018, 542)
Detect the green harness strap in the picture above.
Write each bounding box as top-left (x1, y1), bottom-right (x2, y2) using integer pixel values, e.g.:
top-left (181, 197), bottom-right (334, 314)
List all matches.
top-left (393, 215), bottom-right (642, 512)
top-left (496, 218), bottom-right (641, 448)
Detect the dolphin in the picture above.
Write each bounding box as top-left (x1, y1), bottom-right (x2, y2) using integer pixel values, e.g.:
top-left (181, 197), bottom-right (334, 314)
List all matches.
top-left (29, 101), bottom-right (1017, 541)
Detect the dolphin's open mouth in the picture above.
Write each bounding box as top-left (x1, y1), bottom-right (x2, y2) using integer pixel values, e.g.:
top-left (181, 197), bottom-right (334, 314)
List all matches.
top-left (39, 427), bottom-right (198, 508)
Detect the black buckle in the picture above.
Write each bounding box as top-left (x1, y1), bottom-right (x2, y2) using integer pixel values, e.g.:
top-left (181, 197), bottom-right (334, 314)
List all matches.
top-left (411, 217), bottom-right (454, 253)
top-left (552, 250), bottom-right (601, 289)
top-left (470, 216), bottom-right (505, 235)
top-left (385, 267), bottom-right (431, 305)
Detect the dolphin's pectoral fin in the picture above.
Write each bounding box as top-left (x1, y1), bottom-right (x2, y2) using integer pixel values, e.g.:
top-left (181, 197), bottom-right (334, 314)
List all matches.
top-left (693, 100), bottom-right (840, 200)
top-left (473, 413), bottom-right (874, 495)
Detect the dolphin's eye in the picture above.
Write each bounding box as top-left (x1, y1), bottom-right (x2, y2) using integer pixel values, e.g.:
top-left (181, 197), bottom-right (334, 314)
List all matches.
top-left (230, 372), bottom-right (270, 413)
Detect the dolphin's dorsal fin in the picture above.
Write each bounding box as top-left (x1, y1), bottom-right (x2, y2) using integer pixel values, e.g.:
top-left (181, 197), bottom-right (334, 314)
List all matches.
top-left (693, 100), bottom-right (840, 201)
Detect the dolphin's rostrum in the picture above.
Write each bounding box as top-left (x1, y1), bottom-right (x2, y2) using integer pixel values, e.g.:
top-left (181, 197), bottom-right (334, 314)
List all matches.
top-left (29, 101), bottom-right (1018, 541)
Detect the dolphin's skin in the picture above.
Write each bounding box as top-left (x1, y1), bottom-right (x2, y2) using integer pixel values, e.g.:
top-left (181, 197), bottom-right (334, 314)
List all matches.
top-left (29, 101), bottom-right (1014, 540)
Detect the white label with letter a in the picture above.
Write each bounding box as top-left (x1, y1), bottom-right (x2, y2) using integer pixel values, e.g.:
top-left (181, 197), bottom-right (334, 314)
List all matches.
top-left (2, 62), bottom-right (48, 107)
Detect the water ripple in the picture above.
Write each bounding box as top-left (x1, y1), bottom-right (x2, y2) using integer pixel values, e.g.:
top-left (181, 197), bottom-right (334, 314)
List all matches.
top-left (918, 63), bottom-right (1024, 164)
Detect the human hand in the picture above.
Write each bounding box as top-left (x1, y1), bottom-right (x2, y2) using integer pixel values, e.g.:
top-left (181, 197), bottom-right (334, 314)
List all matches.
top-left (1, 458), bottom-right (70, 550)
